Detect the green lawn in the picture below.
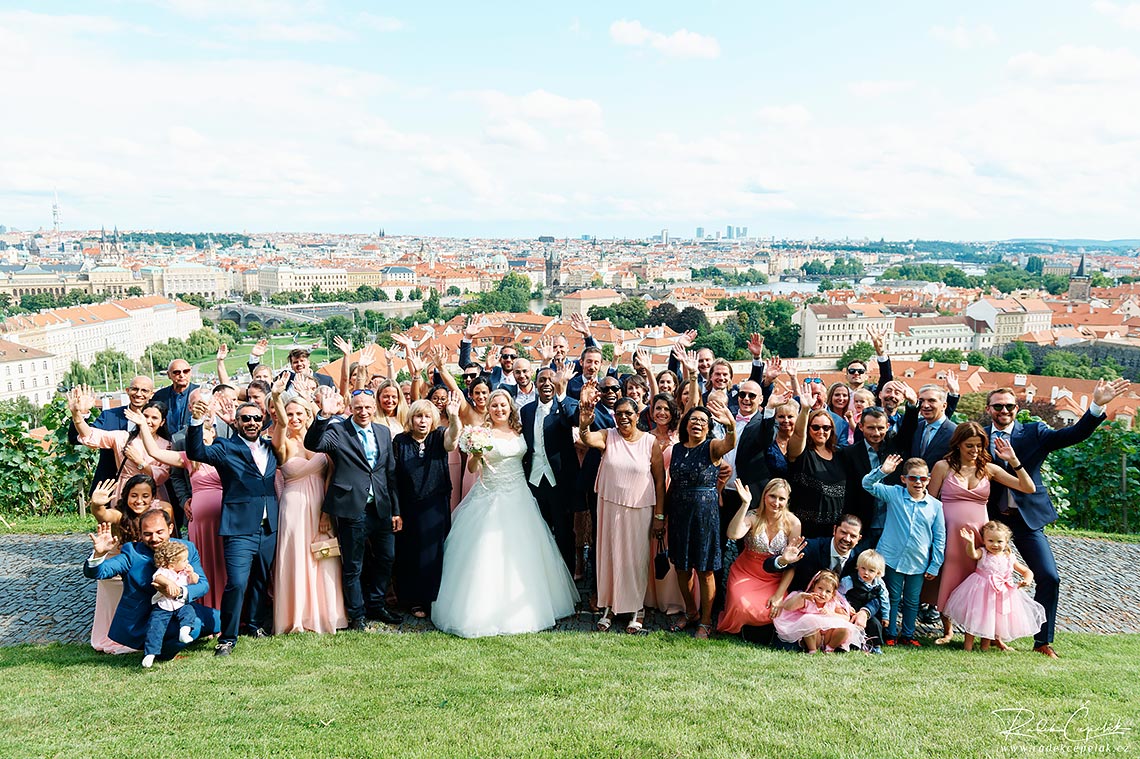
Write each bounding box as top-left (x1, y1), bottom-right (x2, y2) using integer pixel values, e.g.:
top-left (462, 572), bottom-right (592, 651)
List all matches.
top-left (1, 632), bottom-right (1137, 758)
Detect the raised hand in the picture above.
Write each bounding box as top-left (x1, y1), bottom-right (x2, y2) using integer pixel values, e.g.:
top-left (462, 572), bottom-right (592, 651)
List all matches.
top-left (675, 329), bottom-right (697, 349)
top-left (570, 312), bottom-right (592, 337)
top-left (868, 327), bottom-right (886, 356)
top-left (390, 333), bottom-right (414, 350)
top-left (880, 453), bottom-right (902, 475)
top-left (70, 385), bottom-right (96, 416)
top-left (292, 373), bottom-right (317, 401)
top-left (332, 335), bottom-right (353, 357)
top-left (634, 348), bottom-right (653, 373)
top-left (271, 372), bottom-right (289, 395)
top-left (536, 336), bottom-right (555, 361)
top-left (554, 361), bottom-right (574, 392)
top-left (216, 344), bottom-right (228, 361)
top-left (317, 389), bottom-right (341, 416)
top-left (407, 350), bottom-right (426, 375)
top-left (89, 479), bottom-right (117, 509)
top-left (735, 481), bottom-right (752, 508)
top-left (778, 536), bottom-right (807, 566)
top-left (945, 369), bottom-right (960, 396)
top-left (89, 522), bottom-right (120, 557)
top-left (708, 398), bottom-right (734, 427)
top-left (190, 399), bottom-right (211, 422)
top-left (763, 357), bottom-right (782, 385)
top-left (427, 344), bottom-right (448, 368)
top-left (992, 435), bottom-right (1019, 465)
top-left (123, 408), bottom-right (146, 427)
top-left (746, 332), bottom-right (765, 359)
top-left (357, 345), bottom-right (376, 370)
top-left (680, 349), bottom-right (698, 377)
top-left (484, 344), bottom-right (500, 370)
top-left (903, 383), bottom-right (918, 405)
top-left (464, 314), bottom-right (486, 339)
top-left (783, 358), bottom-right (798, 380)
top-left (1092, 377), bottom-right (1131, 406)
top-left (446, 390), bottom-right (462, 418)
top-left (251, 338), bottom-right (269, 358)
top-left (959, 526), bottom-right (975, 543)
top-left (215, 394), bottom-right (235, 426)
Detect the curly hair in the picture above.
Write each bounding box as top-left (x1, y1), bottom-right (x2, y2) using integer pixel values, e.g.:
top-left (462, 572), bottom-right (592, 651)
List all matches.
top-left (485, 389), bottom-right (522, 433)
top-left (151, 540), bottom-right (188, 570)
top-left (944, 421), bottom-right (991, 480)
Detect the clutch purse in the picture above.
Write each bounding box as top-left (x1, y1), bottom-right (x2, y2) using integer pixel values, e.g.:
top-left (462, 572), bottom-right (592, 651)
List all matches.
top-left (654, 536), bottom-right (670, 581)
top-left (310, 536), bottom-right (341, 560)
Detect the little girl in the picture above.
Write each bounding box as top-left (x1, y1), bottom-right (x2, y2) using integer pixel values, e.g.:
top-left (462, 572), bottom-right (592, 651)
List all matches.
top-left (773, 570), bottom-right (866, 653)
top-left (942, 521), bottom-right (1046, 652)
top-left (142, 541), bottom-right (199, 668)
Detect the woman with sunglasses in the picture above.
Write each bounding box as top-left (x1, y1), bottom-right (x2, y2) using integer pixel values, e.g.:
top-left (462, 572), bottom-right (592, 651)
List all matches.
top-left (578, 392), bottom-right (666, 634)
top-left (925, 421), bottom-right (1034, 646)
top-left (787, 381), bottom-right (847, 539)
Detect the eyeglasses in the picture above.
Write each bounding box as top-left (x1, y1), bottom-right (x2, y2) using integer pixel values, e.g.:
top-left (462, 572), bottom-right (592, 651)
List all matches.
top-left (847, 368), bottom-right (866, 375)
top-left (169, 368), bottom-right (191, 375)
top-left (809, 424), bottom-right (833, 432)
top-left (905, 475), bottom-right (931, 483)
top-left (500, 354), bottom-right (517, 360)
top-left (351, 389), bottom-right (375, 397)
top-left (990, 403), bottom-right (1017, 412)
top-left (614, 410), bottom-right (636, 417)
top-left (600, 386), bottom-right (620, 392)
top-left (127, 387), bottom-right (151, 393)
top-left (737, 392), bottom-right (758, 399)
top-left (238, 414), bottom-right (263, 423)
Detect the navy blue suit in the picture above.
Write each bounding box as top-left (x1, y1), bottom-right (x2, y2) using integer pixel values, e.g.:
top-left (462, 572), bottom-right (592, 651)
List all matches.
top-left (152, 382), bottom-right (199, 433)
top-left (69, 406), bottom-right (130, 496)
top-left (986, 409), bottom-right (1105, 646)
top-left (762, 536), bottom-right (858, 593)
top-left (83, 538), bottom-right (220, 656)
top-left (520, 395), bottom-right (581, 570)
top-left (186, 421), bottom-right (278, 644)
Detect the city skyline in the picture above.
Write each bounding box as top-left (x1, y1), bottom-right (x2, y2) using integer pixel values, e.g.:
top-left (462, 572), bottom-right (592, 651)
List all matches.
top-left (3, 2), bottom-right (1140, 239)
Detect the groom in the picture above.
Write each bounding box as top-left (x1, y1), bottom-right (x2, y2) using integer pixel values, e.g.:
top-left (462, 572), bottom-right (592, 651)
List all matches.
top-left (306, 389), bottom-right (403, 630)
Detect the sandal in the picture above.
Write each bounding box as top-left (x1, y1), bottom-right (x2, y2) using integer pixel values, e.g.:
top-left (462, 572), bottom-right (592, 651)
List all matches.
top-left (626, 609), bottom-right (645, 635)
top-left (410, 606), bottom-right (427, 619)
top-left (596, 608), bottom-right (613, 632)
top-left (695, 623), bottom-right (712, 640)
top-left (668, 612), bottom-right (699, 632)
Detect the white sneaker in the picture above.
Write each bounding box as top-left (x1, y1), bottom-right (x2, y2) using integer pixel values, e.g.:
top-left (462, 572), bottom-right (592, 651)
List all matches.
top-left (141, 654), bottom-right (155, 668)
top-left (178, 625), bottom-right (195, 644)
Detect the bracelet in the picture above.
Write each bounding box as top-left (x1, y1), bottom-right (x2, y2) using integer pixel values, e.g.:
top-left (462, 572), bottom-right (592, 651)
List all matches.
top-left (1011, 462), bottom-right (1024, 471)
top-left (653, 514), bottom-right (665, 521)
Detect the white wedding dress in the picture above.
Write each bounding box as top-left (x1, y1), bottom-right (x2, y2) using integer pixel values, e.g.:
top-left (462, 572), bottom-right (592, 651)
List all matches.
top-left (431, 433), bottom-right (580, 638)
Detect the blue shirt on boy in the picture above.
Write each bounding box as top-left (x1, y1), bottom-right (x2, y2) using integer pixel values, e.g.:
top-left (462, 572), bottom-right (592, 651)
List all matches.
top-left (861, 468), bottom-right (945, 576)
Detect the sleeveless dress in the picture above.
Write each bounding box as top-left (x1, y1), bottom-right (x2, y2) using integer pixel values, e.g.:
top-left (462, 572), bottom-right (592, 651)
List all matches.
top-left (595, 429), bottom-right (657, 614)
top-left (936, 474), bottom-right (991, 610)
top-left (273, 453), bottom-right (347, 634)
top-left (942, 551), bottom-right (1047, 641)
top-left (432, 434), bottom-right (580, 638)
top-left (718, 523), bottom-right (788, 632)
top-left (667, 440), bottom-right (722, 572)
top-left (645, 434), bottom-right (688, 614)
top-left (790, 448), bottom-right (846, 538)
top-left (184, 453), bottom-right (225, 610)
top-left (772, 591), bottom-right (866, 651)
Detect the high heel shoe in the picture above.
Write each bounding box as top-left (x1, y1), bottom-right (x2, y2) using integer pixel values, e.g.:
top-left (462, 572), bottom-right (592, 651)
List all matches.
top-left (625, 609), bottom-right (645, 634)
top-left (596, 608), bottom-right (613, 632)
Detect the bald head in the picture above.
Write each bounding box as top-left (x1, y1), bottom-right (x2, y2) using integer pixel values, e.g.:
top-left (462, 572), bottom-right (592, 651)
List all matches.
top-left (126, 375), bottom-right (155, 410)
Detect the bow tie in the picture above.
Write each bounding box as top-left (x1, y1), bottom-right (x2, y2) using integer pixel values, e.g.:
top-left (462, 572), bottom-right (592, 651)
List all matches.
top-left (735, 414), bottom-right (750, 423)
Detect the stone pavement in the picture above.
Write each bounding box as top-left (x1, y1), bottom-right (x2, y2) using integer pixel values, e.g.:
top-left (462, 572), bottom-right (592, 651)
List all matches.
top-left (2, 532), bottom-right (1137, 647)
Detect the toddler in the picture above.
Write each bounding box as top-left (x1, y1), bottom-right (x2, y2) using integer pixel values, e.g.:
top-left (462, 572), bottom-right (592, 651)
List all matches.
top-left (839, 549), bottom-right (890, 653)
top-left (142, 541), bottom-right (199, 668)
top-left (773, 570), bottom-right (866, 653)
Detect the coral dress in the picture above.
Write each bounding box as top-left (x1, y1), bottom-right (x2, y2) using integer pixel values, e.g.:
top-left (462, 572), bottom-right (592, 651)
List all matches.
top-left (184, 453), bottom-right (226, 610)
top-left (942, 551), bottom-right (1046, 641)
top-left (773, 591), bottom-right (866, 651)
top-left (936, 474), bottom-right (990, 611)
top-left (595, 429), bottom-right (656, 615)
top-left (273, 453), bottom-right (347, 634)
top-left (718, 524), bottom-right (787, 633)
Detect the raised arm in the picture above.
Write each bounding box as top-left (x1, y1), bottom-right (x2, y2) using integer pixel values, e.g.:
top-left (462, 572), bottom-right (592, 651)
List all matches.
top-left (124, 408), bottom-right (185, 469)
top-left (407, 350), bottom-right (427, 401)
top-left (786, 398), bottom-right (813, 462)
top-left (959, 527), bottom-right (982, 562)
top-left (576, 383), bottom-right (607, 450)
top-left (247, 337), bottom-right (268, 376)
top-left (707, 399), bottom-right (737, 462)
top-left (333, 335), bottom-right (354, 396)
top-left (725, 481), bottom-right (756, 540)
top-left (269, 373), bottom-right (291, 459)
top-left (87, 479), bottom-right (124, 525)
top-left (988, 436), bottom-right (1035, 494)
top-left (68, 385), bottom-right (98, 443)
top-left (215, 344), bottom-right (231, 386)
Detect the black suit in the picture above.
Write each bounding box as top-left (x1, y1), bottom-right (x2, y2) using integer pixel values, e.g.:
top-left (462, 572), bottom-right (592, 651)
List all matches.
top-left (151, 382), bottom-right (199, 433)
top-left (763, 536), bottom-right (857, 593)
top-left (734, 413), bottom-right (777, 493)
top-left (520, 395), bottom-right (581, 570)
top-left (305, 415), bottom-right (401, 622)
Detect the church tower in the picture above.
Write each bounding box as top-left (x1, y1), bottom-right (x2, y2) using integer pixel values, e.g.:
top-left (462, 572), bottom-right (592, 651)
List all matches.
top-left (1068, 253), bottom-right (1091, 302)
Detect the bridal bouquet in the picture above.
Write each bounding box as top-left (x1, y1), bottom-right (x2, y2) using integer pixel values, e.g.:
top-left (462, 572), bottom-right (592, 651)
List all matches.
top-left (457, 426), bottom-right (495, 456)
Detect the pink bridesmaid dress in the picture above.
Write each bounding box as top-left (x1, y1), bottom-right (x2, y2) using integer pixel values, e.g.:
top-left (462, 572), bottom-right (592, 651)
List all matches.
top-left (91, 551), bottom-right (137, 654)
top-left (595, 429), bottom-right (657, 615)
top-left (273, 453), bottom-right (347, 634)
top-left (184, 453), bottom-right (226, 610)
top-left (448, 446), bottom-right (464, 512)
top-left (936, 474), bottom-right (991, 611)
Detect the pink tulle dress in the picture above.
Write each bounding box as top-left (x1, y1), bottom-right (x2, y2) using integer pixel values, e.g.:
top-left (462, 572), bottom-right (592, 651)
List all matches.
top-left (772, 591), bottom-right (866, 651)
top-left (942, 550), bottom-right (1046, 641)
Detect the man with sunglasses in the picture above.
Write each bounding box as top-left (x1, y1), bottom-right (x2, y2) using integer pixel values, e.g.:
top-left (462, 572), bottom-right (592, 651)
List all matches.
top-left (67, 375), bottom-right (155, 496)
top-left (456, 315), bottom-right (520, 391)
top-left (152, 359), bottom-right (199, 434)
top-left (187, 399), bottom-right (280, 656)
top-left (984, 378), bottom-right (1130, 659)
top-left (845, 327), bottom-right (894, 402)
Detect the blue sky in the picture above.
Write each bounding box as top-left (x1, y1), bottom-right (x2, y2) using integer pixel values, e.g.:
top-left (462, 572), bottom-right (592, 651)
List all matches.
top-left (2, 1), bottom-right (1139, 239)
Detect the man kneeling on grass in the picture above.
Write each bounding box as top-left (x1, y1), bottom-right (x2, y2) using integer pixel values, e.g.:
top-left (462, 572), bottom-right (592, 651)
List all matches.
top-left (83, 509), bottom-right (220, 662)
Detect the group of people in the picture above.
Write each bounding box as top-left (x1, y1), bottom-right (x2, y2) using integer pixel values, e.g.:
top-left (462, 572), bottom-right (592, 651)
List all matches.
top-left (74, 316), bottom-right (1131, 663)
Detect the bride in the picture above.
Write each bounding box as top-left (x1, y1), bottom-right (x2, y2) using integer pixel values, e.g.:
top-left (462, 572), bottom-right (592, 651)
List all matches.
top-left (432, 389), bottom-right (580, 638)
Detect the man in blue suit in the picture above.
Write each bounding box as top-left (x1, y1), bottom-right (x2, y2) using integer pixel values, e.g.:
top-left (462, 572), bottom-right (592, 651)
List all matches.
top-left (520, 366), bottom-right (580, 572)
top-left (151, 359), bottom-right (199, 434)
top-left (763, 515), bottom-right (863, 592)
top-left (68, 375), bottom-right (154, 495)
top-left (187, 399), bottom-right (279, 656)
top-left (984, 378), bottom-right (1130, 658)
top-left (83, 509), bottom-right (220, 657)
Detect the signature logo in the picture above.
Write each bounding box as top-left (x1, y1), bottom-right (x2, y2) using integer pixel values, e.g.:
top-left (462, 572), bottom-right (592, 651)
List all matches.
top-left (993, 702), bottom-right (1132, 743)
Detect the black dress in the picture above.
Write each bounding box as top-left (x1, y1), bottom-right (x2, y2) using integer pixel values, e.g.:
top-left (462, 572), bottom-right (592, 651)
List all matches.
top-left (667, 440), bottom-right (722, 572)
top-left (790, 448), bottom-right (846, 538)
top-left (393, 429), bottom-right (453, 608)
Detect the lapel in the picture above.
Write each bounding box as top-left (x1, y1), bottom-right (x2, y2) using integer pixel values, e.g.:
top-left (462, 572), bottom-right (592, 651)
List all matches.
top-left (345, 420), bottom-right (370, 469)
top-left (368, 422), bottom-right (385, 471)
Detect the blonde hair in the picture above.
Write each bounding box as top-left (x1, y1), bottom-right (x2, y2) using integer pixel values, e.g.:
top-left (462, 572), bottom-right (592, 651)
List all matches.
top-left (747, 478), bottom-right (793, 544)
top-left (856, 549), bottom-right (885, 576)
top-left (485, 389), bottom-right (523, 433)
top-left (152, 541), bottom-right (188, 570)
top-left (407, 399), bottom-right (440, 429)
top-left (980, 521), bottom-right (1013, 553)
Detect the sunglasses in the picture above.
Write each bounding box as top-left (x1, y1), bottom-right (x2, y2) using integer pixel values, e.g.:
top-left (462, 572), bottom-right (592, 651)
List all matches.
top-left (169, 369), bottom-right (192, 375)
top-left (905, 475), bottom-right (931, 483)
top-left (238, 414), bottom-right (263, 423)
top-left (806, 377), bottom-right (824, 384)
top-left (500, 354), bottom-right (517, 360)
top-left (737, 392), bottom-right (758, 399)
top-left (600, 386), bottom-right (620, 392)
top-left (809, 424), bottom-right (833, 432)
top-left (847, 368), bottom-right (866, 375)
top-left (614, 410), bottom-right (636, 417)
top-left (351, 389), bottom-right (375, 397)
top-left (463, 374), bottom-right (480, 380)
top-left (990, 403), bottom-right (1017, 412)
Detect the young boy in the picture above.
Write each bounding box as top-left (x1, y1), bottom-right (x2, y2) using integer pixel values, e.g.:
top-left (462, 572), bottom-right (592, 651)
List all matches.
top-left (839, 549), bottom-right (891, 653)
top-left (862, 455), bottom-right (945, 648)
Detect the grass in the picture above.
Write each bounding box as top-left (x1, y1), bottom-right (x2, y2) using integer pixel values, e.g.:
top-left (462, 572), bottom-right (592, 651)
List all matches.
top-left (1046, 525), bottom-right (1140, 544)
top-left (1, 632), bottom-right (1137, 758)
top-left (190, 334), bottom-right (333, 380)
top-left (0, 513), bottom-right (90, 535)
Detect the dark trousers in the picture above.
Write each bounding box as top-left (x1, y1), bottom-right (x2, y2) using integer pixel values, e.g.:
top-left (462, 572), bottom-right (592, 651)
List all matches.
top-left (220, 526), bottom-right (276, 645)
top-left (338, 510), bottom-right (395, 622)
top-left (530, 478), bottom-right (575, 573)
top-left (1002, 509), bottom-right (1060, 645)
top-left (144, 604), bottom-right (199, 656)
top-left (862, 616), bottom-right (885, 648)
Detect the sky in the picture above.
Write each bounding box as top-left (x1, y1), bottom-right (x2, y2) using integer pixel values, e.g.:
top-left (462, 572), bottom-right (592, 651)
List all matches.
top-left (2, 1), bottom-right (1140, 240)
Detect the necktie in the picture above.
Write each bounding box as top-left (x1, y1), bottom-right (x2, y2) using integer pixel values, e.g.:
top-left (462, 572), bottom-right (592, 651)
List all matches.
top-left (921, 421), bottom-right (936, 456)
top-left (832, 555), bottom-right (843, 573)
top-left (358, 428), bottom-right (377, 469)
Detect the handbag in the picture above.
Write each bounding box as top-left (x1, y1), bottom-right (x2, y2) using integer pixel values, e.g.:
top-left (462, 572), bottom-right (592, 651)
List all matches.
top-left (654, 535), bottom-right (670, 581)
top-left (310, 535), bottom-right (341, 560)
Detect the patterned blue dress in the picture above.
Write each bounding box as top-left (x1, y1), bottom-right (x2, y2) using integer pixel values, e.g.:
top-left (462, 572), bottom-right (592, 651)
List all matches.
top-left (667, 440), bottom-right (722, 572)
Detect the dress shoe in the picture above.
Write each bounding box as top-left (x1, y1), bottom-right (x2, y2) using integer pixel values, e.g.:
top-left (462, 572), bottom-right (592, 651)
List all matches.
top-left (214, 641), bottom-right (235, 657)
top-left (368, 607), bottom-right (404, 626)
top-left (897, 636), bottom-right (922, 648)
top-left (347, 618), bottom-right (368, 632)
top-left (1033, 644), bottom-right (1059, 659)
top-left (244, 626), bottom-right (271, 639)
top-left (918, 604), bottom-right (940, 625)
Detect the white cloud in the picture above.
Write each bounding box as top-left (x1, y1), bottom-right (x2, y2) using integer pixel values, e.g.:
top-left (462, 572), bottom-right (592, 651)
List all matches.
top-left (847, 80), bottom-right (915, 97)
top-left (167, 126), bottom-right (209, 150)
top-left (484, 119), bottom-right (547, 152)
top-left (930, 22), bottom-right (997, 48)
top-left (466, 89), bottom-right (603, 130)
top-left (1007, 45), bottom-right (1140, 83)
top-left (609, 19), bottom-right (720, 59)
top-left (357, 13), bottom-right (403, 33)
top-left (756, 104), bottom-right (812, 126)
top-left (223, 22), bottom-right (351, 42)
top-left (568, 17), bottom-right (581, 34)
top-left (1092, 1), bottom-right (1140, 30)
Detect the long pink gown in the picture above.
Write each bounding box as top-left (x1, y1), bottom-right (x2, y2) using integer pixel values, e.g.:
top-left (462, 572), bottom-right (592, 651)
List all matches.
top-left (273, 453), bottom-right (347, 634)
top-left (718, 525), bottom-right (787, 632)
top-left (184, 453), bottom-right (226, 610)
top-left (595, 429), bottom-right (656, 615)
top-left (936, 474), bottom-right (991, 610)
top-left (448, 447), bottom-right (464, 512)
top-left (644, 437), bottom-right (688, 615)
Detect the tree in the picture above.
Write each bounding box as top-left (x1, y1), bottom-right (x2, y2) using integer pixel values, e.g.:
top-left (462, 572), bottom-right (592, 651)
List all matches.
top-left (126, 286), bottom-right (143, 297)
top-left (694, 330), bottom-right (736, 360)
top-left (317, 316), bottom-right (355, 348)
top-left (612, 298), bottom-right (649, 329)
top-left (801, 260), bottom-right (828, 276)
top-left (601, 344), bottom-right (615, 361)
top-left (669, 306), bottom-right (709, 335)
top-left (446, 285), bottom-right (461, 296)
top-left (244, 291), bottom-right (262, 305)
top-left (590, 274), bottom-right (605, 287)
top-left (395, 289), bottom-right (404, 301)
top-left (422, 289), bottom-right (441, 319)
top-left (62, 360), bottom-right (98, 388)
top-left (177, 293), bottom-right (209, 309)
top-left (920, 348), bottom-right (965, 364)
top-left (217, 319), bottom-right (241, 341)
top-left (648, 302), bottom-right (679, 326)
top-left (966, 350), bottom-right (988, 367)
top-left (378, 290), bottom-right (389, 301)
top-left (410, 288), bottom-right (423, 301)
top-left (542, 303), bottom-right (562, 317)
top-left (836, 341), bottom-right (875, 370)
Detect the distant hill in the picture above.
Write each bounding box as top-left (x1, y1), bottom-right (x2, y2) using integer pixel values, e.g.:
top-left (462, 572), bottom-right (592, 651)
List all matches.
top-left (1005, 239), bottom-right (1140, 249)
